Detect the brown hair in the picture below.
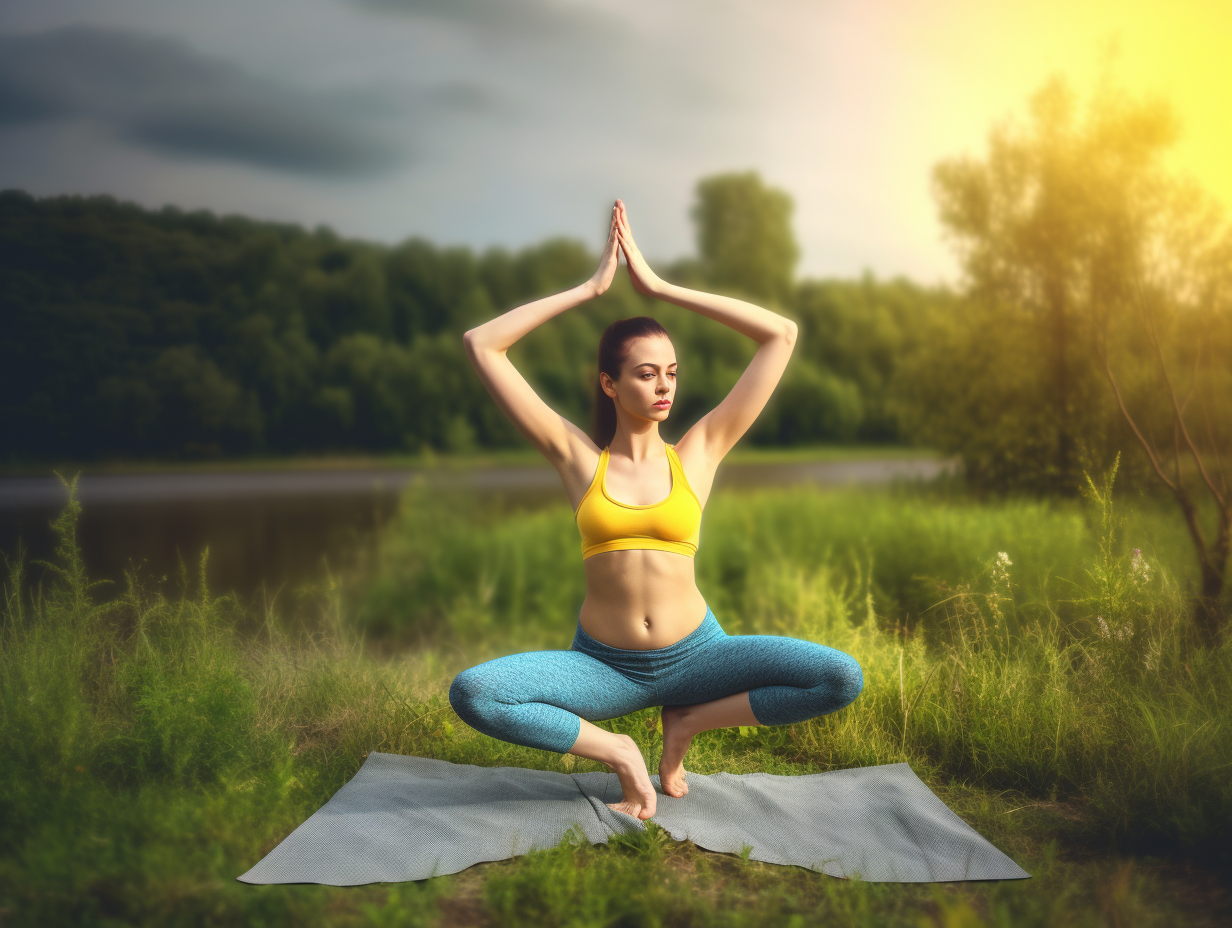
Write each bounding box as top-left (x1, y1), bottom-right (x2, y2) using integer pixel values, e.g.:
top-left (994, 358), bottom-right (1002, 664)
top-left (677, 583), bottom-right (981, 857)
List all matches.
top-left (592, 316), bottom-right (671, 449)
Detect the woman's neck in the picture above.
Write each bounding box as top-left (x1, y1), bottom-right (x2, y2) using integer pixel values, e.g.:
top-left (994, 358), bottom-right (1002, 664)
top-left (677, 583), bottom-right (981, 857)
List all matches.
top-left (609, 426), bottom-right (665, 462)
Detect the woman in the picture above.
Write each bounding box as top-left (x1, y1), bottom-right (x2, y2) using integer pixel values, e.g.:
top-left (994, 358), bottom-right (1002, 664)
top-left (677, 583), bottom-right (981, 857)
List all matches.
top-left (449, 200), bottom-right (863, 819)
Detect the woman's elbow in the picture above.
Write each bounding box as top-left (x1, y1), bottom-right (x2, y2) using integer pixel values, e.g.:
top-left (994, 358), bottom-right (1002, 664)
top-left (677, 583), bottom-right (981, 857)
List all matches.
top-left (462, 327), bottom-right (489, 359)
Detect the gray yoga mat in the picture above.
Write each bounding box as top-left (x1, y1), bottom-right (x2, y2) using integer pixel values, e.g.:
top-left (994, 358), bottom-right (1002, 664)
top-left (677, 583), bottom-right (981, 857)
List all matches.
top-left (238, 753), bottom-right (1029, 884)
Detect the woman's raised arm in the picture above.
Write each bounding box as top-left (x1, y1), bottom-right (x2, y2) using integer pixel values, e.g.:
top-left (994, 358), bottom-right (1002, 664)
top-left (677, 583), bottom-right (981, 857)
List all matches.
top-left (462, 204), bottom-right (620, 465)
top-left (615, 200), bottom-right (797, 464)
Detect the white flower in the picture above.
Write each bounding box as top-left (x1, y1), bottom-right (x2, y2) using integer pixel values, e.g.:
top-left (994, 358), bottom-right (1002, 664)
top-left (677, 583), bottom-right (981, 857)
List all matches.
top-left (1130, 548), bottom-right (1151, 586)
top-left (1096, 614), bottom-right (1129, 641)
top-left (990, 551), bottom-right (1013, 592)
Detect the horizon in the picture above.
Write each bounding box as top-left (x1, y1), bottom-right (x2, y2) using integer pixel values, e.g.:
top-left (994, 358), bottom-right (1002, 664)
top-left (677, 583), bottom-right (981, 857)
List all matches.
top-left (0, 185), bottom-right (944, 287)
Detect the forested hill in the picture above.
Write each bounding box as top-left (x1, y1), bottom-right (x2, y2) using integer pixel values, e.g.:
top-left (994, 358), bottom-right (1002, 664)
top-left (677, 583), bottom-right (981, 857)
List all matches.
top-left (1, 188), bottom-right (944, 465)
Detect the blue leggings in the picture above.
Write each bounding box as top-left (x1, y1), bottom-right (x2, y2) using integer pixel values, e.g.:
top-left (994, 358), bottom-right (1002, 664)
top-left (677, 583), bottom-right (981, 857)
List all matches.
top-left (448, 605), bottom-right (863, 754)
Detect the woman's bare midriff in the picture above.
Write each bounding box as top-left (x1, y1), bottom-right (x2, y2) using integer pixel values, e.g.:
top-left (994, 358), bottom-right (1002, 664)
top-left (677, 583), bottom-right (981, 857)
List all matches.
top-left (578, 548), bottom-right (709, 650)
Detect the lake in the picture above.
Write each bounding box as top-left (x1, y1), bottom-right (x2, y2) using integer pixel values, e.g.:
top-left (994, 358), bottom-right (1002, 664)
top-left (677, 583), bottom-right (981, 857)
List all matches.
top-left (0, 454), bottom-right (952, 605)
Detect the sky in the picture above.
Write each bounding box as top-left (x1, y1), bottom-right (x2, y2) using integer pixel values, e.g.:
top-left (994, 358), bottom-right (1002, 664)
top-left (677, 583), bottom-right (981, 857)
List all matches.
top-left (1, 0), bottom-right (1228, 284)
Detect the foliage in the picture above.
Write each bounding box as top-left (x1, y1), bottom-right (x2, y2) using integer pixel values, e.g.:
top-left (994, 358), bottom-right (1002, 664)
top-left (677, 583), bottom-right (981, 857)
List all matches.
top-left (692, 171), bottom-right (799, 306)
top-left (792, 274), bottom-right (949, 443)
top-left (1, 187), bottom-right (926, 464)
top-left (905, 73), bottom-right (1232, 499)
top-left (893, 69), bottom-right (1232, 637)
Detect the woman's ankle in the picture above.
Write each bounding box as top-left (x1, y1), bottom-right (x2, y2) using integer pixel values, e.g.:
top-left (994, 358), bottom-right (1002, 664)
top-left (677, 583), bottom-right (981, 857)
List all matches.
top-left (570, 723), bottom-right (641, 770)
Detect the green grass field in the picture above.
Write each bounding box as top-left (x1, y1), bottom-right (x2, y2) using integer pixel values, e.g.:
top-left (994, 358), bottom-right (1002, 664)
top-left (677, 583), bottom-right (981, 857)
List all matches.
top-left (2, 469), bottom-right (1230, 927)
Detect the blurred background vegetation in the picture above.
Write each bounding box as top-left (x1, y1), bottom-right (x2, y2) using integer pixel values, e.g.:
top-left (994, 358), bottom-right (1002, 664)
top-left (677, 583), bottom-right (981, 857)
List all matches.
top-left (0, 177), bottom-right (941, 463)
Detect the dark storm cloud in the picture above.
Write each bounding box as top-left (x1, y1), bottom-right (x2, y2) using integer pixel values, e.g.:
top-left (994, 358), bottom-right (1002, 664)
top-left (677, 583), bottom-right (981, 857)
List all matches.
top-left (0, 25), bottom-right (423, 176)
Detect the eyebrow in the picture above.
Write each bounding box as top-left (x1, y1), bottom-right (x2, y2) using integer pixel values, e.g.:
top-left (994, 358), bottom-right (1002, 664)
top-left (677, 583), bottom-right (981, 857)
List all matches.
top-left (633, 362), bottom-right (678, 370)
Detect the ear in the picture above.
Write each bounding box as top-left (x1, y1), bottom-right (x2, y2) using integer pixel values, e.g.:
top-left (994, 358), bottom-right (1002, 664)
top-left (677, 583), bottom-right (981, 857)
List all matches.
top-left (599, 371), bottom-right (618, 399)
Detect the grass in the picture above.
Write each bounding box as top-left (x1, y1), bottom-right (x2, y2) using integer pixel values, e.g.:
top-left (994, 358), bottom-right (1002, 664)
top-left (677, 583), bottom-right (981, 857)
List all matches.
top-left (2, 471), bottom-right (1230, 926)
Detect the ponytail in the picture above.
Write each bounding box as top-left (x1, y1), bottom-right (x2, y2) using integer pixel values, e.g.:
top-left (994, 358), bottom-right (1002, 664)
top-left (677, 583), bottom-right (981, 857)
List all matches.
top-left (591, 316), bottom-right (671, 448)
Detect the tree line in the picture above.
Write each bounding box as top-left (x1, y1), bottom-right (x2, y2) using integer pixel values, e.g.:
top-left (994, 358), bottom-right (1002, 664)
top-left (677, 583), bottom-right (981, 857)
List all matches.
top-left (0, 179), bottom-right (947, 465)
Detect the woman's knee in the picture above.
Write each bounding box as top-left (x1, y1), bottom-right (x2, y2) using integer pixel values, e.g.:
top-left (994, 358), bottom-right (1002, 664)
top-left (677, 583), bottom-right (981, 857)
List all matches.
top-left (448, 666), bottom-right (495, 727)
top-left (781, 639), bottom-right (864, 711)
top-left (826, 652), bottom-right (864, 709)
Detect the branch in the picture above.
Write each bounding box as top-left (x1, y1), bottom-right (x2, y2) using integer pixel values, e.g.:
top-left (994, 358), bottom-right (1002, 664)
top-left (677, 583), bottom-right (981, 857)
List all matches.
top-left (1098, 284), bottom-right (1212, 571)
top-left (1189, 334), bottom-right (1229, 497)
top-left (1173, 419), bottom-right (1183, 487)
top-left (1134, 276), bottom-right (1227, 508)
top-left (1180, 337), bottom-right (1202, 416)
top-left (1201, 389), bottom-right (1228, 496)
top-left (1100, 292), bottom-right (1211, 568)
top-left (1099, 327), bottom-right (1177, 494)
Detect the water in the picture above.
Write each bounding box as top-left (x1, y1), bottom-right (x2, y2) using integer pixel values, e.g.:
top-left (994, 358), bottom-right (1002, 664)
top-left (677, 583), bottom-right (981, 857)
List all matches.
top-left (0, 456), bottom-right (952, 604)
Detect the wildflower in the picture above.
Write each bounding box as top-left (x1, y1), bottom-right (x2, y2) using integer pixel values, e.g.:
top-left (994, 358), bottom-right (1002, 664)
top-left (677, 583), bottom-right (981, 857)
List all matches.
top-left (1096, 614), bottom-right (1129, 641)
top-left (1130, 548), bottom-right (1151, 586)
top-left (992, 553), bottom-right (1012, 579)
top-left (984, 552), bottom-right (1016, 629)
top-left (990, 551), bottom-right (1013, 593)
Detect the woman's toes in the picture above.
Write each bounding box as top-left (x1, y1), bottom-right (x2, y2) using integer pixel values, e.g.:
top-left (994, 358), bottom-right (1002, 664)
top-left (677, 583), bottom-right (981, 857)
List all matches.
top-left (607, 799), bottom-right (654, 820)
top-left (660, 772), bottom-right (688, 798)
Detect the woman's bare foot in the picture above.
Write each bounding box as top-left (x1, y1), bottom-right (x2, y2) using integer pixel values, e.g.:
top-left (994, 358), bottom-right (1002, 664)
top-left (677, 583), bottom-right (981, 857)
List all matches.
top-left (604, 734), bottom-right (657, 819)
top-left (658, 705), bottom-right (695, 798)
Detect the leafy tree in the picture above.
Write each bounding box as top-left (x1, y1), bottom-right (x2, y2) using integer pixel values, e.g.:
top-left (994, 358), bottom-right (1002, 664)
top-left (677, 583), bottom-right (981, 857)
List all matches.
top-left (751, 361), bottom-right (863, 445)
top-left (797, 274), bottom-right (945, 442)
top-left (0, 184), bottom-right (934, 462)
top-left (924, 74), bottom-right (1232, 639)
top-left (692, 171), bottom-right (799, 305)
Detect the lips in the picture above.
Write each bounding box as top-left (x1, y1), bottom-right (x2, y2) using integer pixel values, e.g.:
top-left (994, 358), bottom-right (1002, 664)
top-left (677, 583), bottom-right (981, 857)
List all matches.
top-left (654, 400), bottom-right (671, 408)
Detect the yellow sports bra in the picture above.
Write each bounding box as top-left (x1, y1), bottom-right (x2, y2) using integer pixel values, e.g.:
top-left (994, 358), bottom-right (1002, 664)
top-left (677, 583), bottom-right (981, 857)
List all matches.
top-left (574, 444), bottom-right (703, 560)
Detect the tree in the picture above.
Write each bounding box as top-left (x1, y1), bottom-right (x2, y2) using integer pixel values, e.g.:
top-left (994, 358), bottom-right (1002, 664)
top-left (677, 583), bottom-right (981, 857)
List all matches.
top-left (692, 171), bottom-right (799, 305)
top-left (931, 73), bottom-right (1232, 641)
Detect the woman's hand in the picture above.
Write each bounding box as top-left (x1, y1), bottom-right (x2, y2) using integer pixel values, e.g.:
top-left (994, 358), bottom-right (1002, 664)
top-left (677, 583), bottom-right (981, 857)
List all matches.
top-left (616, 199), bottom-right (664, 297)
top-left (586, 204), bottom-right (620, 298)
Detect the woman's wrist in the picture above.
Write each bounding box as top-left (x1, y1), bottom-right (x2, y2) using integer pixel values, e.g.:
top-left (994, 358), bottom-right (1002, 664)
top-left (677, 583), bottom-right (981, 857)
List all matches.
top-left (644, 274), bottom-right (671, 300)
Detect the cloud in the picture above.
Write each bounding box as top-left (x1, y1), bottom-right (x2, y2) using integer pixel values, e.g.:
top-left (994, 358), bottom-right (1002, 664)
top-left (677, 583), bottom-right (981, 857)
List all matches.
top-left (0, 25), bottom-right (427, 176)
top-left (352, 0), bottom-right (613, 41)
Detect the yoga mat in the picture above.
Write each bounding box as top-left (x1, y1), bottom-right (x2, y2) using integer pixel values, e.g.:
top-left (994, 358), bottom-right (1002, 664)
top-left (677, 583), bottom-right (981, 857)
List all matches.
top-left (238, 753), bottom-right (1029, 884)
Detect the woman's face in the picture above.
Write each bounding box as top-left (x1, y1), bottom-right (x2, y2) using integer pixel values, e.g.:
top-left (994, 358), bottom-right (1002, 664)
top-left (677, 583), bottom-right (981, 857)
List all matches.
top-left (602, 335), bottom-right (677, 423)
